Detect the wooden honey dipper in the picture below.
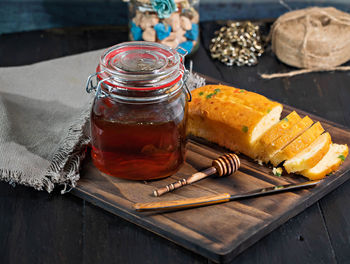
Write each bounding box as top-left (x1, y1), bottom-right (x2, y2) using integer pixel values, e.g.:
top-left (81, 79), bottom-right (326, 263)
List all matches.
top-left (153, 153), bottom-right (240, 197)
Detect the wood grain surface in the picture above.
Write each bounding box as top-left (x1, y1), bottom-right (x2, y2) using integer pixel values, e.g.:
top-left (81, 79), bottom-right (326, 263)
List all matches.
top-left (73, 99), bottom-right (350, 263)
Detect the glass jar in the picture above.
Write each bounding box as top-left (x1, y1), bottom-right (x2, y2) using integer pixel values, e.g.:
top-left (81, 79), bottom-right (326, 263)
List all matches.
top-left (86, 41), bottom-right (190, 180)
top-left (127, 0), bottom-right (200, 56)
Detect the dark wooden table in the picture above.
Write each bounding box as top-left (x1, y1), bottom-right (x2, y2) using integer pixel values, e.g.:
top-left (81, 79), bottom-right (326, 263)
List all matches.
top-left (1, 23), bottom-right (350, 264)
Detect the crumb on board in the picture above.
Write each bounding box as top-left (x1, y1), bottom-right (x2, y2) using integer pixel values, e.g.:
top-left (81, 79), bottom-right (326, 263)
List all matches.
top-left (272, 167), bottom-right (283, 177)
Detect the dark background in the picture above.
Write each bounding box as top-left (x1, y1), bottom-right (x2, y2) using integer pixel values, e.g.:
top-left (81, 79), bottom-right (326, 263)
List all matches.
top-left (1, 0), bottom-right (350, 35)
top-left (1, 1), bottom-right (350, 263)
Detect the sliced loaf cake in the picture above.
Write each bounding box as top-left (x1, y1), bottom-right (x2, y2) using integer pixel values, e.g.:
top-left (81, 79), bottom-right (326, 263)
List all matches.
top-left (188, 85), bottom-right (347, 179)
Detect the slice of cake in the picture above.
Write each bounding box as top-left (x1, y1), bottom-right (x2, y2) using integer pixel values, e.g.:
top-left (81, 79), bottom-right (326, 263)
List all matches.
top-left (261, 116), bottom-right (313, 163)
top-left (301, 143), bottom-right (348, 180)
top-left (283, 132), bottom-right (331, 173)
top-left (270, 122), bottom-right (325, 166)
top-left (253, 111), bottom-right (301, 160)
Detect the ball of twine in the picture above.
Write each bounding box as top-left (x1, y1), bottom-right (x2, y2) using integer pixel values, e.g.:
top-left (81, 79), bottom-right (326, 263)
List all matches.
top-left (261, 7), bottom-right (350, 79)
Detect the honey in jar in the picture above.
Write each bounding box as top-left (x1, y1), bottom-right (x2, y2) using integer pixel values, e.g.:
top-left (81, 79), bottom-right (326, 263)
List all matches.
top-left (86, 42), bottom-right (190, 180)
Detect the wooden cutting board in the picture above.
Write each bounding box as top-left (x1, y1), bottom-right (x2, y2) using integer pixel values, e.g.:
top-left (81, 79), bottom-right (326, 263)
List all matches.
top-left (72, 77), bottom-right (350, 263)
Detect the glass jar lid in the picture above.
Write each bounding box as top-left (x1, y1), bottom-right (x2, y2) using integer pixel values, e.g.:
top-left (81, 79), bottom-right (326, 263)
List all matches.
top-left (96, 41), bottom-right (186, 91)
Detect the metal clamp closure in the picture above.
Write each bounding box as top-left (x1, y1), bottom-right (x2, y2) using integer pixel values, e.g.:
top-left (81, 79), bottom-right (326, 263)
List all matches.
top-left (96, 76), bottom-right (114, 94)
top-left (85, 70), bottom-right (105, 93)
top-left (182, 68), bottom-right (192, 102)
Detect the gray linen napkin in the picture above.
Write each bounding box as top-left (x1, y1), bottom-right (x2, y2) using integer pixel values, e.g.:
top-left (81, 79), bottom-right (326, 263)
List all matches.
top-left (0, 49), bottom-right (103, 192)
top-left (0, 49), bottom-right (205, 193)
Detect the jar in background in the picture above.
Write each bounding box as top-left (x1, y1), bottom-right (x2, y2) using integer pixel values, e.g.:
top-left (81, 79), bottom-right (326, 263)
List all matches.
top-left (86, 42), bottom-right (190, 180)
top-left (127, 0), bottom-right (200, 56)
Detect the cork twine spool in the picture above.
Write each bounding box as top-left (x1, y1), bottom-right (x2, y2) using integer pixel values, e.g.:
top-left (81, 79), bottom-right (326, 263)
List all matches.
top-left (262, 7), bottom-right (350, 79)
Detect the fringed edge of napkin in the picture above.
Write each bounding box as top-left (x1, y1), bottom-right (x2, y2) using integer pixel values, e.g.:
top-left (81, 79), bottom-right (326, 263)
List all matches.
top-left (0, 104), bottom-right (91, 193)
top-left (186, 72), bottom-right (206, 91)
top-left (44, 105), bottom-right (92, 193)
top-left (0, 168), bottom-right (52, 191)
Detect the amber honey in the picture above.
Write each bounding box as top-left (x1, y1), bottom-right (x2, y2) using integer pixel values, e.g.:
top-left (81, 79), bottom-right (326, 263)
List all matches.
top-left (90, 98), bottom-right (187, 180)
top-left (86, 41), bottom-right (189, 180)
